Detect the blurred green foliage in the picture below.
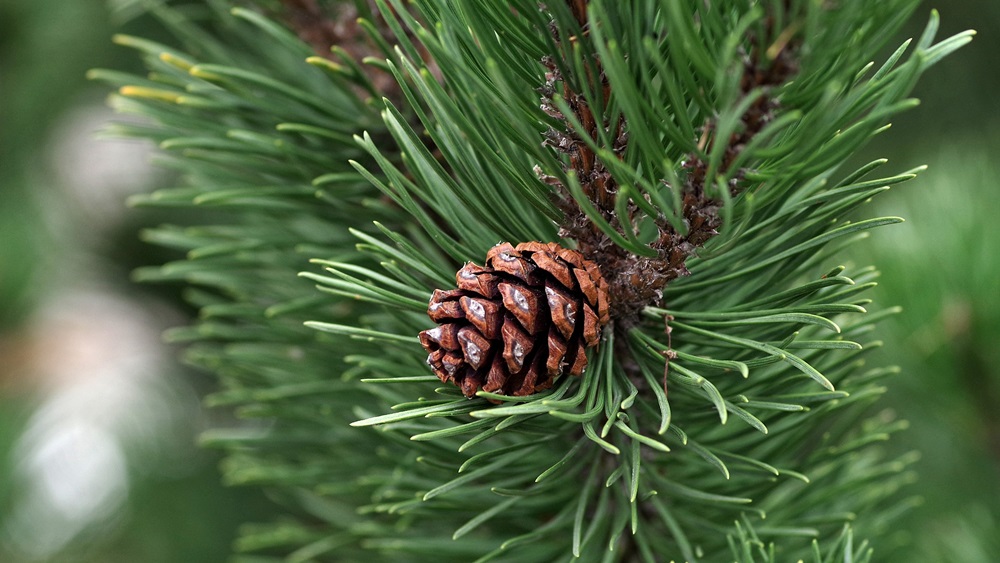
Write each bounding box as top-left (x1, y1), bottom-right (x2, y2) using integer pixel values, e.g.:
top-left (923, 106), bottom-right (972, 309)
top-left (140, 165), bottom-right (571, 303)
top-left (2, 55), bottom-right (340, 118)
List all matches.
top-left (0, 0), bottom-right (118, 545)
top-left (855, 4), bottom-right (1000, 563)
top-left (0, 0), bottom-right (116, 327)
top-left (0, 0), bottom-right (271, 561)
top-left (889, 2), bottom-right (1000, 142)
top-left (863, 139), bottom-right (1000, 562)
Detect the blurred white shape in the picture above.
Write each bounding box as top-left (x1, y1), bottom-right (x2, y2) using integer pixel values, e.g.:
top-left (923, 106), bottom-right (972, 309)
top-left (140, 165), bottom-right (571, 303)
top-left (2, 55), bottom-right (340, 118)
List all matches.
top-left (47, 102), bottom-right (156, 226)
top-left (1, 94), bottom-right (199, 561)
top-left (5, 421), bottom-right (128, 560)
top-left (2, 289), bottom-right (201, 560)
top-left (29, 421), bottom-right (127, 521)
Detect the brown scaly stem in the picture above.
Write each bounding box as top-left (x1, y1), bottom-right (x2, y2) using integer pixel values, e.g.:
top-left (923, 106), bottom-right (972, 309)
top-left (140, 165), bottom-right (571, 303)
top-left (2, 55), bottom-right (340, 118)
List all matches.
top-left (541, 2), bottom-right (801, 333)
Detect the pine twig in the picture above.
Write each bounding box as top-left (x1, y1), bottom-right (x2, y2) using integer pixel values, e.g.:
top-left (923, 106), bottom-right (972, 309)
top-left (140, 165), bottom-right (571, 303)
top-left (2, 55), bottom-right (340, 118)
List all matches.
top-left (541, 2), bottom-right (800, 330)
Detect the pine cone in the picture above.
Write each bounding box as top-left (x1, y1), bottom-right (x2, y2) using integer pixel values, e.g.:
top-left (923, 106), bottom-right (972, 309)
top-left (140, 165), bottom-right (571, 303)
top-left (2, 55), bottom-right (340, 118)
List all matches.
top-left (419, 242), bottom-right (610, 399)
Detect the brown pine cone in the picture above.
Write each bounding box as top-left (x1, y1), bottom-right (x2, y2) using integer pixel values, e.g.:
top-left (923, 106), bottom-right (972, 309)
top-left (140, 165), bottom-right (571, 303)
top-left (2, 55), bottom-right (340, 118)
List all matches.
top-left (419, 242), bottom-right (610, 399)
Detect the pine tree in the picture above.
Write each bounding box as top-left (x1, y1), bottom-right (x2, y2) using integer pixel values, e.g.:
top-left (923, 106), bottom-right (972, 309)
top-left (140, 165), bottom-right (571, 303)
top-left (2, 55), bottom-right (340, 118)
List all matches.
top-left (95, 1), bottom-right (972, 560)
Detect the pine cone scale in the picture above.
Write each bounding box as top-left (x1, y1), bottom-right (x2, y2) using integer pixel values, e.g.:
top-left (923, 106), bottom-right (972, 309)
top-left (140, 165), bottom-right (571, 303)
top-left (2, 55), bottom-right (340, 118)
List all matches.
top-left (456, 326), bottom-right (490, 370)
top-left (533, 251), bottom-right (576, 290)
top-left (499, 282), bottom-right (543, 335)
top-left (501, 318), bottom-right (532, 372)
top-left (545, 328), bottom-right (568, 375)
top-left (483, 356), bottom-right (506, 393)
top-left (459, 296), bottom-right (501, 339)
top-left (573, 267), bottom-right (599, 308)
top-left (544, 283), bottom-right (579, 340)
top-left (420, 241), bottom-right (609, 399)
top-left (565, 341), bottom-right (587, 376)
top-left (582, 306), bottom-right (601, 347)
top-left (456, 263), bottom-right (499, 297)
top-left (427, 289), bottom-right (465, 322)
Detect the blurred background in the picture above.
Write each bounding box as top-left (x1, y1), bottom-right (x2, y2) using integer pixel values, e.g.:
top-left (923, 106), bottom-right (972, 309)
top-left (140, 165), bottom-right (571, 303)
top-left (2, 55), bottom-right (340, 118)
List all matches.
top-left (0, 1), bottom-right (272, 561)
top-left (0, 1), bottom-right (996, 561)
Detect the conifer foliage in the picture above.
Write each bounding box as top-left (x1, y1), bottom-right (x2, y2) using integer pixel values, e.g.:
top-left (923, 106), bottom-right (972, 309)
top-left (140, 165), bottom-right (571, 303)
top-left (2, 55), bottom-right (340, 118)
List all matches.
top-left (98, 0), bottom-right (971, 560)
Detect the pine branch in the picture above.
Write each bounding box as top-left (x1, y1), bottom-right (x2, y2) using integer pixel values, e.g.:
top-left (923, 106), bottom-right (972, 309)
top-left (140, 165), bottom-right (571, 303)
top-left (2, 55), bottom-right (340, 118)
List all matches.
top-left (103, 1), bottom-right (975, 561)
top-left (333, 2), bottom-right (970, 559)
top-left (541, 1), bottom-right (802, 328)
